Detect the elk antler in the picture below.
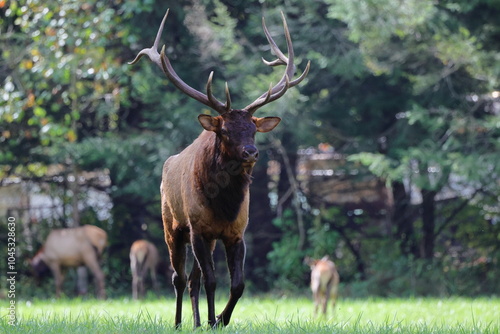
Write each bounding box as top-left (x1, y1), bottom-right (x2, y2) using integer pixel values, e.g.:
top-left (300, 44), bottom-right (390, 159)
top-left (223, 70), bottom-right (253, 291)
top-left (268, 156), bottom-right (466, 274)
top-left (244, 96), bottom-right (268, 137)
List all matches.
top-left (129, 9), bottom-right (231, 114)
top-left (129, 9), bottom-right (309, 115)
top-left (244, 12), bottom-right (311, 114)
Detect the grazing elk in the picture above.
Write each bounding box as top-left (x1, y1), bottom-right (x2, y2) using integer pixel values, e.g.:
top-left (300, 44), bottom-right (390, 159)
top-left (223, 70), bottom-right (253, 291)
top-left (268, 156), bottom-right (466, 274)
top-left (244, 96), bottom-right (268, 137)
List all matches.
top-left (130, 239), bottom-right (160, 299)
top-left (30, 225), bottom-right (107, 299)
top-left (304, 256), bottom-right (340, 316)
top-left (129, 9), bottom-right (310, 328)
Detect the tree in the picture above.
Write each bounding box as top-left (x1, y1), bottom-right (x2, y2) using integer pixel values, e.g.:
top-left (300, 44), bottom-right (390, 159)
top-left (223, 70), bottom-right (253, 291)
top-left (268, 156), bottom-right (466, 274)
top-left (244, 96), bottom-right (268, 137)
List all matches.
top-left (329, 0), bottom-right (500, 259)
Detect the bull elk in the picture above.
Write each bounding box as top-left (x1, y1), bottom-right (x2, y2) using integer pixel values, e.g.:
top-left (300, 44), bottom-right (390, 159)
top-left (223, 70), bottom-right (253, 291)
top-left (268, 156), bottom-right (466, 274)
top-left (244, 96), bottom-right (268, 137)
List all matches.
top-left (29, 225), bottom-right (107, 299)
top-left (130, 239), bottom-right (160, 299)
top-left (304, 255), bottom-right (340, 316)
top-left (130, 8), bottom-right (309, 328)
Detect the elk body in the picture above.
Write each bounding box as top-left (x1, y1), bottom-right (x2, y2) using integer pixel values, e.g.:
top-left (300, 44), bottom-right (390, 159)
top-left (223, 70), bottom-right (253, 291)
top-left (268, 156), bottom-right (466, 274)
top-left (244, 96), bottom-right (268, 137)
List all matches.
top-left (130, 9), bottom-right (309, 328)
top-left (130, 239), bottom-right (160, 299)
top-left (304, 256), bottom-right (340, 316)
top-left (30, 225), bottom-right (107, 299)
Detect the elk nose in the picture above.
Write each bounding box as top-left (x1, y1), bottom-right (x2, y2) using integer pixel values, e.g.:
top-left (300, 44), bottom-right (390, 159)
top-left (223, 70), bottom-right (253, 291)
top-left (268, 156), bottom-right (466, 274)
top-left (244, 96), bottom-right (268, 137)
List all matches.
top-left (242, 145), bottom-right (259, 162)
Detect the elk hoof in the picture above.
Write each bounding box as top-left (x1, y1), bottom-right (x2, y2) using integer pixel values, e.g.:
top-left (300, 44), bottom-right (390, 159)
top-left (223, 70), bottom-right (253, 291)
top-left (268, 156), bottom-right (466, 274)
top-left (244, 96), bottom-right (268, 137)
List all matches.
top-left (212, 315), bottom-right (224, 328)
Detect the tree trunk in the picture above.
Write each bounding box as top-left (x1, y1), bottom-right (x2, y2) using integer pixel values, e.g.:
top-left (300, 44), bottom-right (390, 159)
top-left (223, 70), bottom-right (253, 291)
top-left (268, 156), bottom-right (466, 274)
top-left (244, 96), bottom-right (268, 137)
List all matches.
top-left (327, 217), bottom-right (366, 280)
top-left (392, 181), bottom-right (418, 257)
top-left (421, 189), bottom-right (437, 259)
top-left (69, 161), bottom-right (89, 296)
top-left (274, 140), bottom-right (305, 250)
top-left (247, 160), bottom-right (278, 290)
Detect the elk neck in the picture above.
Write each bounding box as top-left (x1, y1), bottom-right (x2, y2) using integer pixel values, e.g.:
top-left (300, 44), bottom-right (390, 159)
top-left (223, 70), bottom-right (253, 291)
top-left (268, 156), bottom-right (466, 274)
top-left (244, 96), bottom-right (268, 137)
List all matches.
top-left (194, 130), bottom-right (252, 222)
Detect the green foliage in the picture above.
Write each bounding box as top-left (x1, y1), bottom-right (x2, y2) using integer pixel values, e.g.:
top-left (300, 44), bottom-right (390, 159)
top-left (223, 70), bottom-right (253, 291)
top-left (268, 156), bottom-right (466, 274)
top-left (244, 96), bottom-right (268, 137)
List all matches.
top-left (267, 210), bottom-right (308, 291)
top-left (1, 0), bottom-right (126, 144)
top-left (327, 0), bottom-right (435, 44)
top-left (307, 217), bottom-right (341, 259)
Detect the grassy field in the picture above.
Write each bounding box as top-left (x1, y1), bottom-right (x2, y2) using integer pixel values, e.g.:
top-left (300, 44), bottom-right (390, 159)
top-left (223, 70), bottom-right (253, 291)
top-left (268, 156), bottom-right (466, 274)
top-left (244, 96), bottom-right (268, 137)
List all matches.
top-left (1, 296), bottom-right (499, 333)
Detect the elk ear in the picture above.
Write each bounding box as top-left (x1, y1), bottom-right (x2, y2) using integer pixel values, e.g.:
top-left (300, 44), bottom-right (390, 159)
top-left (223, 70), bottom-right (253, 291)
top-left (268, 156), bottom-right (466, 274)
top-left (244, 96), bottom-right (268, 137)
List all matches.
top-left (198, 114), bottom-right (220, 132)
top-left (254, 116), bottom-right (281, 133)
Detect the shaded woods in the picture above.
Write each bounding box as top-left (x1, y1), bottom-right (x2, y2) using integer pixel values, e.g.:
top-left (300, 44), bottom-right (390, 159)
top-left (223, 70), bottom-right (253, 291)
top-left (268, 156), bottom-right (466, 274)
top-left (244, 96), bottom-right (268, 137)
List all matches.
top-left (1, 0), bottom-right (499, 298)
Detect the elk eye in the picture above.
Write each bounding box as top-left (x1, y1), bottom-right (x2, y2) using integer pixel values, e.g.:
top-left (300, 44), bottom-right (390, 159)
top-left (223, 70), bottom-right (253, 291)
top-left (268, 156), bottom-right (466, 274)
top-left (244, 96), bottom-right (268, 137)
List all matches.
top-left (220, 128), bottom-right (229, 137)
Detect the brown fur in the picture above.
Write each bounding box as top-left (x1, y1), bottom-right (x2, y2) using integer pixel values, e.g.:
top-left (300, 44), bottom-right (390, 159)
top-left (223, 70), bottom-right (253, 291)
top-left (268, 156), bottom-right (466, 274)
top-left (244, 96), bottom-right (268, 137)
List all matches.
top-left (304, 256), bottom-right (340, 316)
top-left (130, 239), bottom-right (160, 299)
top-left (30, 225), bottom-right (107, 299)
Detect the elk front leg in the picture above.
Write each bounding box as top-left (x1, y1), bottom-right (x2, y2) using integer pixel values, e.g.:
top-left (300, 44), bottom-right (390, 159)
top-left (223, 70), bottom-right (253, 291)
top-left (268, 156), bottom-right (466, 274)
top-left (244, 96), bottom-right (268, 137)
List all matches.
top-left (49, 263), bottom-right (64, 298)
top-left (83, 253), bottom-right (106, 299)
top-left (215, 238), bottom-right (246, 327)
top-left (191, 234), bottom-right (217, 327)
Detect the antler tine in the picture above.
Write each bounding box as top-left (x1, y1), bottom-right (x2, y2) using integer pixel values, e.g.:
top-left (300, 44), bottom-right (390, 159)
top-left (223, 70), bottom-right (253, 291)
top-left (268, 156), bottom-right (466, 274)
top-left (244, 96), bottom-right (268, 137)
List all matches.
top-left (128, 9), bottom-right (169, 66)
top-left (262, 83), bottom-right (274, 104)
top-left (206, 72), bottom-right (231, 113)
top-left (262, 57), bottom-right (286, 67)
top-left (247, 75), bottom-right (290, 113)
top-left (206, 72), bottom-right (217, 107)
top-left (245, 12), bottom-right (309, 114)
top-left (261, 16), bottom-right (288, 65)
top-left (224, 82), bottom-right (232, 112)
top-left (266, 74), bottom-right (290, 104)
top-left (129, 9), bottom-right (228, 114)
top-left (289, 60), bottom-right (311, 86)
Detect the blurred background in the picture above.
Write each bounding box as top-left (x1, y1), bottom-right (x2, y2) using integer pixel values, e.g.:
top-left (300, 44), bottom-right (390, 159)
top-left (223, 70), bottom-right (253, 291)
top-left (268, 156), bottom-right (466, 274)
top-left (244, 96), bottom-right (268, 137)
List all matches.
top-left (0, 0), bottom-right (499, 299)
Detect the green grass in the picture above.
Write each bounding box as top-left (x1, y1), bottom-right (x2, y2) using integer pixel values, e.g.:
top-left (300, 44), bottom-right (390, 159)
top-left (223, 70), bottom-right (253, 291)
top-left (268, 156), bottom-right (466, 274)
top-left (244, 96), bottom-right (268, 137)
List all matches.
top-left (1, 296), bottom-right (499, 333)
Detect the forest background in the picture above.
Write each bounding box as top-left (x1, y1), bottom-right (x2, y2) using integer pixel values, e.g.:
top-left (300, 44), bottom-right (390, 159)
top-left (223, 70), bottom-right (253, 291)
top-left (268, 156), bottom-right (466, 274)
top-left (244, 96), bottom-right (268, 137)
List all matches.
top-left (0, 0), bottom-right (499, 298)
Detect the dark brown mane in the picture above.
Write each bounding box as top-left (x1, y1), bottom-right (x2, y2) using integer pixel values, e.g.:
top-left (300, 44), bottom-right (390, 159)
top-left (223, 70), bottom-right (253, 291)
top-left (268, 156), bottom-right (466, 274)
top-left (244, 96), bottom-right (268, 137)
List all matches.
top-left (195, 131), bottom-right (251, 222)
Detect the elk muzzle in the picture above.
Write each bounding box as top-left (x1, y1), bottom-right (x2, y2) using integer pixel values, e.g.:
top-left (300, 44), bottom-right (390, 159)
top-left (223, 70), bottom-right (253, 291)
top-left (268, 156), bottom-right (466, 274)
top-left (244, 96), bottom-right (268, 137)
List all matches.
top-left (241, 145), bottom-right (259, 163)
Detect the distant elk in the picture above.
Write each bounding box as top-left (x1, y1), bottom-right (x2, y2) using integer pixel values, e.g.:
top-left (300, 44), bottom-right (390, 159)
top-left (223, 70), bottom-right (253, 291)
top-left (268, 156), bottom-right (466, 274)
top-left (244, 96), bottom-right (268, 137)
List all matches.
top-left (130, 239), bottom-right (160, 299)
top-left (129, 8), bottom-right (309, 328)
top-left (30, 225), bottom-right (107, 299)
top-left (304, 256), bottom-right (340, 316)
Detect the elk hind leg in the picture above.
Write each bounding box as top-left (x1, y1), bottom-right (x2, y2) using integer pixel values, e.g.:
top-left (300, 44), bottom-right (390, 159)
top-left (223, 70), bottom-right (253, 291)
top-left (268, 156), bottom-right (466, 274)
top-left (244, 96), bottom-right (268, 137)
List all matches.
top-left (312, 291), bottom-right (320, 315)
top-left (322, 287), bottom-right (330, 315)
top-left (131, 273), bottom-right (139, 300)
top-left (130, 256), bottom-right (139, 299)
top-left (167, 230), bottom-right (188, 329)
top-left (150, 266), bottom-right (159, 293)
top-left (137, 262), bottom-right (150, 298)
top-left (311, 279), bottom-right (321, 315)
top-left (188, 260), bottom-right (202, 327)
top-left (330, 279), bottom-right (339, 311)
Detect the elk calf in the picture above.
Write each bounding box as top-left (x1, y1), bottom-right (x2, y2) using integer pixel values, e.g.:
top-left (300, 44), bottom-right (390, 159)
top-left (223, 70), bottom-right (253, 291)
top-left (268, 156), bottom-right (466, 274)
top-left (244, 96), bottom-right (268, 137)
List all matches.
top-left (130, 8), bottom-right (309, 328)
top-left (130, 239), bottom-right (160, 299)
top-left (30, 225), bottom-right (107, 299)
top-left (304, 256), bottom-right (339, 316)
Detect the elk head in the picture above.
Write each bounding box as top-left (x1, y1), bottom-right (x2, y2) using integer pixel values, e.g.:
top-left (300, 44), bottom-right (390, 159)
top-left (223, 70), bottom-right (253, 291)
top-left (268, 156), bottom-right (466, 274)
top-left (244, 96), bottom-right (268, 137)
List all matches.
top-left (29, 251), bottom-right (50, 280)
top-left (129, 9), bottom-right (310, 168)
